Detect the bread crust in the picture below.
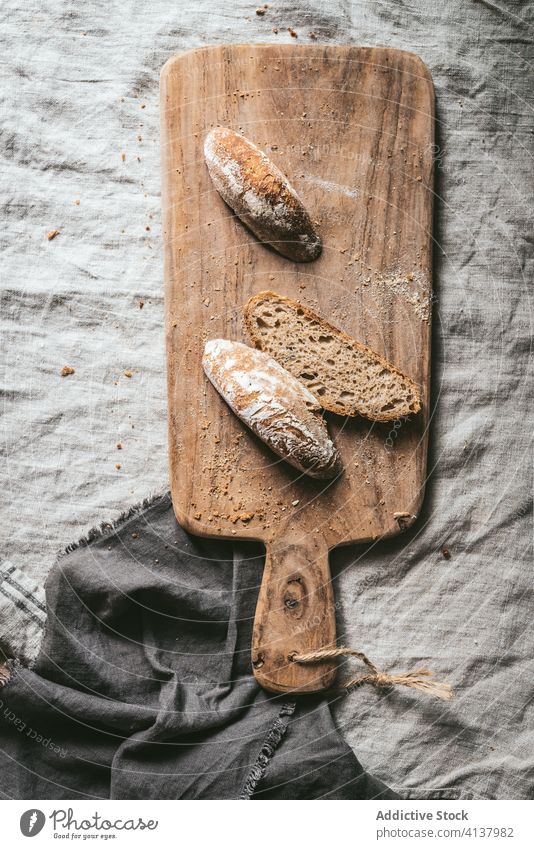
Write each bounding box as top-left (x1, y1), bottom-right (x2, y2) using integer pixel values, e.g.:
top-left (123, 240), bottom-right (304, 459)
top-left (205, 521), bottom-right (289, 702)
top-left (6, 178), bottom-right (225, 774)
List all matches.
top-left (202, 339), bottom-right (341, 479)
top-left (244, 291), bottom-right (421, 422)
top-left (204, 127), bottom-right (321, 262)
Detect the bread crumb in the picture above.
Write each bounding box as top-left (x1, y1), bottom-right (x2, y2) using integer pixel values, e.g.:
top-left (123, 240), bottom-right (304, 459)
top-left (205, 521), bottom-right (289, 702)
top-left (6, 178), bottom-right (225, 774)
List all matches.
top-left (131, 532), bottom-right (138, 539)
top-left (272, 26), bottom-right (278, 33)
top-left (115, 463), bottom-right (122, 470)
top-left (47, 229), bottom-right (60, 241)
top-left (74, 199), bottom-right (80, 205)
top-left (121, 152), bottom-right (126, 161)
top-left (194, 512), bottom-right (202, 520)
top-left (138, 299), bottom-right (145, 309)
top-left (124, 370), bottom-right (133, 378)
top-left (60, 365), bottom-right (75, 376)
top-left (288, 27), bottom-right (298, 37)
top-left (255, 6), bottom-right (265, 14)
top-left (116, 442), bottom-right (122, 449)
top-left (441, 547), bottom-right (451, 559)
top-left (291, 499), bottom-right (300, 506)
top-left (309, 30), bottom-right (317, 39)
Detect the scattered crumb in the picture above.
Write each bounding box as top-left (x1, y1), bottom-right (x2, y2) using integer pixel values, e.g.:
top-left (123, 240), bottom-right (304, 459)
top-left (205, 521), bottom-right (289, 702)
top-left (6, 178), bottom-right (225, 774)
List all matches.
top-left (291, 499), bottom-right (300, 506)
top-left (121, 152), bottom-right (126, 161)
top-left (131, 532), bottom-right (138, 539)
top-left (309, 31), bottom-right (317, 39)
top-left (47, 229), bottom-right (60, 241)
top-left (393, 512), bottom-right (410, 518)
top-left (272, 26), bottom-right (278, 33)
top-left (255, 6), bottom-right (265, 14)
top-left (194, 512), bottom-right (202, 520)
top-left (116, 442), bottom-right (122, 450)
top-left (145, 225), bottom-right (151, 231)
top-left (60, 365), bottom-right (75, 377)
top-left (441, 547), bottom-right (451, 559)
top-left (138, 299), bottom-right (145, 309)
top-left (140, 103), bottom-right (146, 109)
top-left (74, 199), bottom-right (80, 205)
top-left (288, 27), bottom-right (298, 37)
top-left (124, 370), bottom-right (133, 378)
top-left (377, 269), bottom-right (431, 322)
top-left (230, 512), bottom-right (254, 524)
top-left (115, 463), bottom-right (122, 470)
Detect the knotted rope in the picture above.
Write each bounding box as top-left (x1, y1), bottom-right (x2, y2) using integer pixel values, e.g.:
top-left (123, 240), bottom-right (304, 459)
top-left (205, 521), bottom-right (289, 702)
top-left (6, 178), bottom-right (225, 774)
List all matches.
top-left (291, 647), bottom-right (453, 701)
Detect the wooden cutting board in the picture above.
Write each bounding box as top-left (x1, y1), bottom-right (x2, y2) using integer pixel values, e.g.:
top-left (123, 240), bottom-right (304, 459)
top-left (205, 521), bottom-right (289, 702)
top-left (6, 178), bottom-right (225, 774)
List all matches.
top-left (161, 44), bottom-right (434, 694)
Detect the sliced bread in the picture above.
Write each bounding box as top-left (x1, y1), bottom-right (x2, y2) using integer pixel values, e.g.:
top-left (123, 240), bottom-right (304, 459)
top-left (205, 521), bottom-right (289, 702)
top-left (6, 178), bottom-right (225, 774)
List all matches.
top-left (202, 339), bottom-right (342, 479)
top-left (244, 292), bottom-right (421, 422)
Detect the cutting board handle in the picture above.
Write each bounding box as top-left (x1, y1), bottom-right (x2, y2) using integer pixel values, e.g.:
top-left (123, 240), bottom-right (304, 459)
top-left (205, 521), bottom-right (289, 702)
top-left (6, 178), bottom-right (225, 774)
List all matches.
top-left (252, 532), bottom-right (337, 694)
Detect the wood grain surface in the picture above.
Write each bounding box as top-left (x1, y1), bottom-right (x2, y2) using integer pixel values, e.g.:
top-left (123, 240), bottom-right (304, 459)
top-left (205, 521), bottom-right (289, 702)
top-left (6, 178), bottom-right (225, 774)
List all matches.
top-left (160, 44), bottom-right (434, 694)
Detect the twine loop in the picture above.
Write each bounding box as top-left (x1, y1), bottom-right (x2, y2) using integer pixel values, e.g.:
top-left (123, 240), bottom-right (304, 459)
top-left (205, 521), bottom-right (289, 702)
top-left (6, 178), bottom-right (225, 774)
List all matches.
top-left (291, 647), bottom-right (453, 701)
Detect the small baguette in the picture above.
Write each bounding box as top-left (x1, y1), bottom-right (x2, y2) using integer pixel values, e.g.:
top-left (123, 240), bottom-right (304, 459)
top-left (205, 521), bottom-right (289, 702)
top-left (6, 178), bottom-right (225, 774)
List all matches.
top-left (204, 127), bottom-right (321, 262)
top-left (244, 291), bottom-right (421, 422)
top-left (202, 339), bottom-right (341, 479)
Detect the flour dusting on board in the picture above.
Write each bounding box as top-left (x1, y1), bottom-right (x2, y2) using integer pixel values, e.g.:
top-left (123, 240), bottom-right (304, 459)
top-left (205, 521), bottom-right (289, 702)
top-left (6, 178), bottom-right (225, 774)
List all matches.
top-left (301, 175), bottom-right (360, 199)
top-left (374, 269), bottom-right (432, 322)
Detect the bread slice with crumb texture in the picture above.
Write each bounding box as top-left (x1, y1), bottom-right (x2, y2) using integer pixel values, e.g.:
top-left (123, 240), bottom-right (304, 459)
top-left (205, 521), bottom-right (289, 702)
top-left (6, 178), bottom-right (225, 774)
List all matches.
top-left (244, 291), bottom-right (421, 422)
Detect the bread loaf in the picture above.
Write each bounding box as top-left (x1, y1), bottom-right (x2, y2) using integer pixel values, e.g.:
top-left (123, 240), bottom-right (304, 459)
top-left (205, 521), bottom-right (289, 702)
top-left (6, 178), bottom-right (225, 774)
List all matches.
top-left (244, 291), bottom-right (421, 422)
top-left (204, 127), bottom-right (322, 262)
top-left (202, 339), bottom-right (341, 479)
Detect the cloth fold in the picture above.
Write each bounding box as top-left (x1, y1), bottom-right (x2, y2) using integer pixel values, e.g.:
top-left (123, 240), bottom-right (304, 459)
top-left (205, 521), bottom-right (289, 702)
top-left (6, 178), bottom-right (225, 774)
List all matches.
top-left (0, 493), bottom-right (397, 800)
top-left (1, 0), bottom-right (532, 801)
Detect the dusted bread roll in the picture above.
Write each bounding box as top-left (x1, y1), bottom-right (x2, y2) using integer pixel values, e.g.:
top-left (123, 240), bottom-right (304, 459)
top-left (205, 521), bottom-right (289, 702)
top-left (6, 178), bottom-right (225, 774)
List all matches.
top-left (204, 127), bottom-right (322, 262)
top-left (202, 339), bottom-right (341, 479)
